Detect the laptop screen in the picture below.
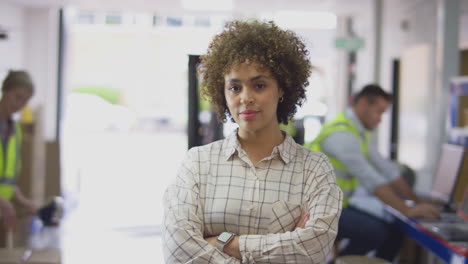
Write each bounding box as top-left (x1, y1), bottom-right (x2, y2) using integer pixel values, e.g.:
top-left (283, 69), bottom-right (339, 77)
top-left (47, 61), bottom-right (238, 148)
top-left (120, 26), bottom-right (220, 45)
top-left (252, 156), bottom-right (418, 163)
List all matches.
top-left (459, 188), bottom-right (468, 220)
top-left (431, 144), bottom-right (465, 203)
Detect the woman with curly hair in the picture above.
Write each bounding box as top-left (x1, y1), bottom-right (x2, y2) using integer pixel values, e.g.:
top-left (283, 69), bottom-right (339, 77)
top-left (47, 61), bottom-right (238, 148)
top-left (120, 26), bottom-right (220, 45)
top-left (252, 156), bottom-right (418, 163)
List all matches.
top-left (163, 20), bottom-right (342, 263)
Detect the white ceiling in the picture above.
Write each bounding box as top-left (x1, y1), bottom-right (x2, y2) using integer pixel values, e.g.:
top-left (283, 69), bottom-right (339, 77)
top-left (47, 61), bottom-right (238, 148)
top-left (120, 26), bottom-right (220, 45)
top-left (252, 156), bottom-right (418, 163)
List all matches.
top-left (3, 0), bottom-right (371, 15)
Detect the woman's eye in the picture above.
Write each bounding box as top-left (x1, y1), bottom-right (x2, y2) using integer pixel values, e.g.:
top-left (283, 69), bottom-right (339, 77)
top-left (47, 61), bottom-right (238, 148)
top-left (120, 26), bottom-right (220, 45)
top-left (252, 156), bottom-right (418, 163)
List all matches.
top-left (255, 83), bottom-right (266, 89)
top-left (228, 85), bottom-right (240, 92)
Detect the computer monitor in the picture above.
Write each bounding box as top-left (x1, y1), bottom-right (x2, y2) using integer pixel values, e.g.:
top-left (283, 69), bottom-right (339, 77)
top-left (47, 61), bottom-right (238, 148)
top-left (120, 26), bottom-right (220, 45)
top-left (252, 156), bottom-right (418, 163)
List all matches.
top-left (431, 144), bottom-right (466, 203)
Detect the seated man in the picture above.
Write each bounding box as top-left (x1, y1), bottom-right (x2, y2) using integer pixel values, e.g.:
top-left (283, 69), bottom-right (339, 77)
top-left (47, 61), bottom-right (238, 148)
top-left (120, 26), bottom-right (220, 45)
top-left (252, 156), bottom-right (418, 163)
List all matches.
top-left (307, 84), bottom-right (440, 261)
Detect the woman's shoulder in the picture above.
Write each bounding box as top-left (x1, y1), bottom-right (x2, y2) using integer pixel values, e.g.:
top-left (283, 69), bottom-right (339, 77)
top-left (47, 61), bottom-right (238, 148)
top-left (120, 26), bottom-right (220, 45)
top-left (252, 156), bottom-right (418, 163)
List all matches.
top-left (295, 143), bottom-right (329, 163)
top-left (186, 138), bottom-right (228, 158)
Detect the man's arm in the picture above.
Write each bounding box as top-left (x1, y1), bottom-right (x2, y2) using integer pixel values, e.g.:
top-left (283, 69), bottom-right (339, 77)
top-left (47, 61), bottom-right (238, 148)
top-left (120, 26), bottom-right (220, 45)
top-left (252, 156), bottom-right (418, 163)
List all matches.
top-left (367, 143), bottom-right (401, 182)
top-left (13, 187), bottom-right (38, 215)
top-left (321, 132), bottom-right (390, 192)
top-left (0, 197), bottom-right (17, 231)
top-left (367, 145), bottom-right (420, 201)
top-left (321, 132), bottom-right (439, 219)
top-left (390, 177), bottom-right (420, 202)
top-left (374, 183), bottom-right (439, 219)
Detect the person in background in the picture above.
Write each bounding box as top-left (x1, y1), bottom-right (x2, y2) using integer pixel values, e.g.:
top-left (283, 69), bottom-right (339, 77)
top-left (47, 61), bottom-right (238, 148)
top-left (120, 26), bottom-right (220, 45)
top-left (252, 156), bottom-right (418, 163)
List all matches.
top-left (162, 20), bottom-right (342, 263)
top-left (0, 70), bottom-right (37, 245)
top-left (0, 71), bottom-right (64, 249)
top-left (307, 84), bottom-right (440, 261)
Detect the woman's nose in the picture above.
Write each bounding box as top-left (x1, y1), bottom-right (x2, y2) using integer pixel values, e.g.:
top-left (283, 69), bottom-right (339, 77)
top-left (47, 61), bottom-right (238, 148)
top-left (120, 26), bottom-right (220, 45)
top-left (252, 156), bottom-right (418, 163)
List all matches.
top-left (240, 89), bottom-right (254, 104)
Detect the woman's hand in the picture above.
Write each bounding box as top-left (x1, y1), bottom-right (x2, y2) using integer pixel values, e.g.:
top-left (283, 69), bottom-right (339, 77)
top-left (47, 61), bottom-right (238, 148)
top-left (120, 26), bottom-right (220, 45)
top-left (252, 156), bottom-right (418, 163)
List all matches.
top-left (205, 236), bottom-right (218, 247)
top-left (295, 212), bottom-right (310, 229)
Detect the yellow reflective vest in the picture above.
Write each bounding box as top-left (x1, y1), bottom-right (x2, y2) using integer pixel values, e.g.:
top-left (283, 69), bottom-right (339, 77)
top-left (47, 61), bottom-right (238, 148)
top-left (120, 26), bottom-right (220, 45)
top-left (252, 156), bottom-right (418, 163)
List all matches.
top-left (0, 122), bottom-right (22, 201)
top-left (305, 112), bottom-right (369, 207)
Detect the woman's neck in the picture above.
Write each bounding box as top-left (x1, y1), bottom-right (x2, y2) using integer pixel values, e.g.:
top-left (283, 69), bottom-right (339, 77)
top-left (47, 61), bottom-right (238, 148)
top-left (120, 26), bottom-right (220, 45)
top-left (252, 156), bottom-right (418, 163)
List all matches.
top-left (237, 126), bottom-right (284, 165)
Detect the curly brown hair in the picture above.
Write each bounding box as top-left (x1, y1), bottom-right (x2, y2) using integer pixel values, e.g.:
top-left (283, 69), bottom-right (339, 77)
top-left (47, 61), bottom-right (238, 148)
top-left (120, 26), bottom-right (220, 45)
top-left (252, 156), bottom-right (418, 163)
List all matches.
top-left (199, 20), bottom-right (312, 124)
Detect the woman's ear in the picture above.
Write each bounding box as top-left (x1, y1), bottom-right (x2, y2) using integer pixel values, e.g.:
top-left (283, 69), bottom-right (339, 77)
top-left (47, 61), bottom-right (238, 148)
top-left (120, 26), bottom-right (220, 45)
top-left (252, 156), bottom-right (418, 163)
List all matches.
top-left (279, 89), bottom-right (284, 99)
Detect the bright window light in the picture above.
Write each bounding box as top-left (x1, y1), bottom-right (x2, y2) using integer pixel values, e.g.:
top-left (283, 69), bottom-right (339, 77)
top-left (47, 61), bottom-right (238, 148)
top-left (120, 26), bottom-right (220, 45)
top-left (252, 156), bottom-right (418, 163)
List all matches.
top-left (272, 11), bottom-right (337, 29)
top-left (181, 0), bottom-right (234, 11)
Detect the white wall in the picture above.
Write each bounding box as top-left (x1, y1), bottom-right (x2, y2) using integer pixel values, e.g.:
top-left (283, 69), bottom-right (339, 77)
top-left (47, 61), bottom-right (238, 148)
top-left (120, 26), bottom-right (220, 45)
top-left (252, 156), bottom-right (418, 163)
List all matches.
top-left (0, 1), bottom-right (25, 77)
top-left (461, 13), bottom-right (468, 48)
top-left (24, 7), bottom-right (60, 203)
top-left (24, 7), bottom-right (59, 141)
top-left (353, 0), bottom-right (375, 92)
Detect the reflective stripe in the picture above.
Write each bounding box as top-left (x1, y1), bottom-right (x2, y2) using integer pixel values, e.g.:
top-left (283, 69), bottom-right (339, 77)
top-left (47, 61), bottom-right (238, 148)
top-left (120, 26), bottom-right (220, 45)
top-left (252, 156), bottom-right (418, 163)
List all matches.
top-left (331, 122), bottom-right (350, 127)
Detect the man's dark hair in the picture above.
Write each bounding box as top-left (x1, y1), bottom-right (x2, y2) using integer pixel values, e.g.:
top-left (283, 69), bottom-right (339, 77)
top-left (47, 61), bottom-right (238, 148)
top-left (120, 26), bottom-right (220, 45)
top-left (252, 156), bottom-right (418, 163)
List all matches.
top-left (353, 84), bottom-right (392, 105)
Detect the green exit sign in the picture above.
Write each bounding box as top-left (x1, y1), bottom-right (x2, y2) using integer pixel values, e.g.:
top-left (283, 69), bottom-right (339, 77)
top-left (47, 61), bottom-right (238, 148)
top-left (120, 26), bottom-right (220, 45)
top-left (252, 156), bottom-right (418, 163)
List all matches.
top-left (335, 37), bottom-right (364, 51)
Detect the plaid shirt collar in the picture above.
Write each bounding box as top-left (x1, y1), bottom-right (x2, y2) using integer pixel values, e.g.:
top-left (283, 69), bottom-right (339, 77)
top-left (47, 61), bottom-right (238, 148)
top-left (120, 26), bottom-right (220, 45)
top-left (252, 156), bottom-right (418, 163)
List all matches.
top-left (222, 128), bottom-right (297, 164)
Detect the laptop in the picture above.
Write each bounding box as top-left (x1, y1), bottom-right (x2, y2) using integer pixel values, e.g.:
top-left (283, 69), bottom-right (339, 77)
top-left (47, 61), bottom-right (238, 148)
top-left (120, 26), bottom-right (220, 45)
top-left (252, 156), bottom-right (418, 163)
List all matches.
top-left (417, 144), bottom-right (466, 224)
top-left (429, 144), bottom-right (466, 206)
top-left (420, 188), bottom-right (468, 242)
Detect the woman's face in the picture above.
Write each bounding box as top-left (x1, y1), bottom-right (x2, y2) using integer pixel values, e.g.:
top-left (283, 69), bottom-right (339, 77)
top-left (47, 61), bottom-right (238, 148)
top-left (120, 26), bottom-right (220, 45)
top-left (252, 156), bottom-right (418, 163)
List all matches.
top-left (224, 62), bottom-right (283, 135)
top-left (1, 87), bottom-right (33, 115)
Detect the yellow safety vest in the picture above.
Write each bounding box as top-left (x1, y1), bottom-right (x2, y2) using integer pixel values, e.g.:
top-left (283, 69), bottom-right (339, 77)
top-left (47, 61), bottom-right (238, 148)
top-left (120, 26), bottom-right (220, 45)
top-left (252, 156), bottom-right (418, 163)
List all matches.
top-left (305, 112), bottom-right (370, 207)
top-left (0, 122), bottom-right (22, 201)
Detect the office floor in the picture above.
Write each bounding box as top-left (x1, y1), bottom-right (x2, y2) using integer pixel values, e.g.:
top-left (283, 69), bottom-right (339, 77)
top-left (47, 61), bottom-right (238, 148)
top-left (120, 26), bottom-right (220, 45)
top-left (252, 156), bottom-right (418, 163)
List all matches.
top-left (29, 209), bottom-right (164, 263)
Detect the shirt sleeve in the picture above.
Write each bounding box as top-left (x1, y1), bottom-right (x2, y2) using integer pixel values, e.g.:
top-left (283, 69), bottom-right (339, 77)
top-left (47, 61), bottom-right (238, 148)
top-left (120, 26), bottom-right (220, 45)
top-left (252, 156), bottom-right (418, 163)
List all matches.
top-left (162, 149), bottom-right (241, 264)
top-left (320, 131), bottom-right (392, 192)
top-left (367, 143), bottom-right (401, 182)
top-left (238, 153), bottom-right (343, 264)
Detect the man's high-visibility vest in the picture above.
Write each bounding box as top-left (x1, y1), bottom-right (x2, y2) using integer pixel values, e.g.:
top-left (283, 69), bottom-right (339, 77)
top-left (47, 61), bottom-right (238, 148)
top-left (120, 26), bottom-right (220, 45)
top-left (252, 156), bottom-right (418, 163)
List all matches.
top-left (306, 112), bottom-right (370, 207)
top-left (0, 122), bottom-right (22, 201)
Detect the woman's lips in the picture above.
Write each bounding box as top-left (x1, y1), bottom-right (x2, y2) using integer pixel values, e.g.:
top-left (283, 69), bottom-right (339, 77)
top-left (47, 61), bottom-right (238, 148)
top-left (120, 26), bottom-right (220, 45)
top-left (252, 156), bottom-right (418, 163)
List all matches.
top-left (240, 110), bottom-right (258, 119)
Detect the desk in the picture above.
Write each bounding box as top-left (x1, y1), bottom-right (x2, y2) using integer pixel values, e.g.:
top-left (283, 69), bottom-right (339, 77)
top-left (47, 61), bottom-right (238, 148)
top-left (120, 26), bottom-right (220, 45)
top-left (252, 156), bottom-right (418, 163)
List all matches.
top-left (385, 206), bottom-right (468, 264)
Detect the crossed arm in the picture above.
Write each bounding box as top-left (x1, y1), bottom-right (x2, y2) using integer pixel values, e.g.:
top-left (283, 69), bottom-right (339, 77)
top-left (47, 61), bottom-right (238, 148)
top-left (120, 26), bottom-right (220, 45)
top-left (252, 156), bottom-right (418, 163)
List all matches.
top-left (203, 212), bottom-right (311, 260)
